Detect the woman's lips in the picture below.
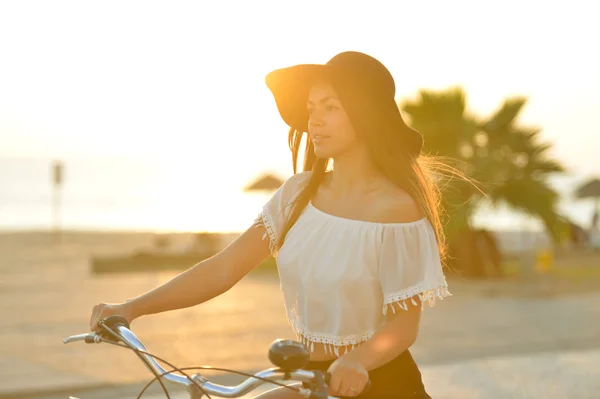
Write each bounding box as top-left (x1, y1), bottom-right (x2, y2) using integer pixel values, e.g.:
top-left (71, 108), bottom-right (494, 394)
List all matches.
top-left (312, 134), bottom-right (330, 143)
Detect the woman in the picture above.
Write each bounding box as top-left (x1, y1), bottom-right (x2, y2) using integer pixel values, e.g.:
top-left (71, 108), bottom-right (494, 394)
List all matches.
top-left (89, 51), bottom-right (451, 398)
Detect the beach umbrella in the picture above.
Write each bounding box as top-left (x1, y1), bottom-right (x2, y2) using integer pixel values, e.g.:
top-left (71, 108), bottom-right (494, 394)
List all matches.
top-left (244, 173), bottom-right (285, 192)
top-left (574, 177), bottom-right (600, 228)
top-left (575, 178), bottom-right (600, 199)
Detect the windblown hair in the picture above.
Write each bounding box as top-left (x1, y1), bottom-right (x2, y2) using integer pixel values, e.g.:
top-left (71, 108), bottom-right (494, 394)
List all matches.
top-left (278, 126), bottom-right (454, 264)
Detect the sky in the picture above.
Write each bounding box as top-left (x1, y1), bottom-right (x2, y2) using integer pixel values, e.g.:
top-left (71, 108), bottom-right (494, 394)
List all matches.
top-left (0, 0), bottom-right (599, 232)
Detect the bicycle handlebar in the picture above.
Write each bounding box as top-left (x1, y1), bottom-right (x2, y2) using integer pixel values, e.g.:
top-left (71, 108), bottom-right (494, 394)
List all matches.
top-left (63, 317), bottom-right (360, 399)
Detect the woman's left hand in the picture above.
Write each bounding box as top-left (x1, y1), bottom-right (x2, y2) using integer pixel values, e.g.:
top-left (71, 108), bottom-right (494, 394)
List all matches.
top-left (326, 355), bottom-right (369, 397)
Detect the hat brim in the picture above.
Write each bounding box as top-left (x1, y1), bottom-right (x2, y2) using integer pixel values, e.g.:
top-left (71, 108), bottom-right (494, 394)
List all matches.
top-left (265, 64), bottom-right (330, 133)
top-left (265, 64), bottom-right (423, 154)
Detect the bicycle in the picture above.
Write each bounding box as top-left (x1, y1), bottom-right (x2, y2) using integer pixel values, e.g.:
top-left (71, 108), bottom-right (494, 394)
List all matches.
top-left (63, 316), bottom-right (371, 399)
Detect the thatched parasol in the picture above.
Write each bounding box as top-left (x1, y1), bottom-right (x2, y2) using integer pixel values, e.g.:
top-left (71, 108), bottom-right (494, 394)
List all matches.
top-left (574, 177), bottom-right (600, 229)
top-left (244, 173), bottom-right (285, 192)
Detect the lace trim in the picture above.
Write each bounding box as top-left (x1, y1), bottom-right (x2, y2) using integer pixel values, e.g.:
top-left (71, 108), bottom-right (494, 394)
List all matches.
top-left (287, 316), bottom-right (374, 357)
top-left (254, 210), bottom-right (278, 257)
top-left (383, 283), bottom-right (452, 315)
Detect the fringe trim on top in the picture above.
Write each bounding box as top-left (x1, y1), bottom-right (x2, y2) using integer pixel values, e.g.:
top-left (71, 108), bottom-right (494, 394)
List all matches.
top-left (254, 211), bottom-right (278, 257)
top-left (284, 285), bottom-right (451, 355)
top-left (383, 284), bottom-right (452, 315)
top-left (287, 317), bottom-right (374, 356)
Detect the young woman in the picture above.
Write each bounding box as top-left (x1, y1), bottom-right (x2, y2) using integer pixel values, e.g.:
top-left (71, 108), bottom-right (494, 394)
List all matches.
top-left (89, 51), bottom-right (451, 399)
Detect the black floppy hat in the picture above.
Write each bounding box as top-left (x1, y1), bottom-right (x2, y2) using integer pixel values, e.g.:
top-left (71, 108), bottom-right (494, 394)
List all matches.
top-left (265, 51), bottom-right (423, 155)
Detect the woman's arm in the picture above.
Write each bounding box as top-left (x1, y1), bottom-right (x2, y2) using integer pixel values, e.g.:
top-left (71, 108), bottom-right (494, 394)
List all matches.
top-left (340, 301), bottom-right (422, 371)
top-left (344, 191), bottom-right (425, 370)
top-left (127, 223), bottom-right (272, 320)
top-left (324, 301), bottom-right (421, 397)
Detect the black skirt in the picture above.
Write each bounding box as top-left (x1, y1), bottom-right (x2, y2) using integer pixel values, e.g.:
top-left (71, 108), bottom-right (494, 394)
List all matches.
top-left (302, 350), bottom-right (431, 399)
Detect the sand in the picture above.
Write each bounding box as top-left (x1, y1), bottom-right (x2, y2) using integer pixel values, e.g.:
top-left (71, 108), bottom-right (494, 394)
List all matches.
top-left (2, 230), bottom-right (600, 397)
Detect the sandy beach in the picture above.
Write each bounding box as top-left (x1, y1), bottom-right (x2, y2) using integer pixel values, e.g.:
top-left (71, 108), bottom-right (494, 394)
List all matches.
top-left (2, 230), bottom-right (600, 398)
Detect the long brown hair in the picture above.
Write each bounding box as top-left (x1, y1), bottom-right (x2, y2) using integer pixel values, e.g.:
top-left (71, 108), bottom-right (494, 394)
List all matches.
top-left (278, 125), bottom-right (452, 264)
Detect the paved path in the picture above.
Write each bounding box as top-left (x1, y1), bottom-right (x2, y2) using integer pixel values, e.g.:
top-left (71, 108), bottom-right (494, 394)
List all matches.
top-left (26, 348), bottom-right (600, 399)
top-left (3, 270), bottom-right (600, 398)
top-left (2, 234), bottom-right (600, 399)
top-left (421, 347), bottom-right (600, 399)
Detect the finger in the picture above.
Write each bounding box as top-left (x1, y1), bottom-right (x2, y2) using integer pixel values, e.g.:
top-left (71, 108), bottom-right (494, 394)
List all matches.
top-left (92, 309), bottom-right (105, 331)
top-left (341, 381), bottom-right (353, 397)
top-left (89, 305), bottom-right (97, 324)
top-left (90, 316), bottom-right (98, 331)
top-left (343, 376), bottom-right (366, 397)
top-left (89, 306), bottom-right (98, 330)
top-left (338, 373), bottom-right (358, 397)
top-left (327, 371), bottom-right (342, 396)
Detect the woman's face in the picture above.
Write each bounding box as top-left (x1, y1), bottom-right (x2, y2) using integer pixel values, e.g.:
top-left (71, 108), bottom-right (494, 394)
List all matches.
top-left (307, 82), bottom-right (360, 159)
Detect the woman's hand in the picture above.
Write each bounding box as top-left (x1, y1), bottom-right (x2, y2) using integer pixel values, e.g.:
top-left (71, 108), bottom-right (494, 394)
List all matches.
top-left (89, 302), bottom-right (135, 331)
top-left (327, 355), bottom-right (369, 397)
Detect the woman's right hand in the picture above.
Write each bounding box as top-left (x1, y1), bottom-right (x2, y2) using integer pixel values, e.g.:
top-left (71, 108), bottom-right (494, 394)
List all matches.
top-left (89, 302), bottom-right (135, 331)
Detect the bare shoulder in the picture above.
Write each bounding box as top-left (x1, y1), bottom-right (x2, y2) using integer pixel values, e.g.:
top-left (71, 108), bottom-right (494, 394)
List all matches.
top-left (280, 171), bottom-right (312, 194)
top-left (288, 170), bottom-right (312, 183)
top-left (373, 185), bottom-right (424, 224)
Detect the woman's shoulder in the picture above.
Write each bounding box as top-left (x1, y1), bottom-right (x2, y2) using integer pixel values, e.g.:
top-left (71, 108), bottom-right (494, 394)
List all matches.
top-left (372, 185), bottom-right (424, 224)
top-left (269, 171), bottom-right (312, 205)
top-left (280, 170), bottom-right (312, 191)
top-left (287, 170), bottom-right (313, 183)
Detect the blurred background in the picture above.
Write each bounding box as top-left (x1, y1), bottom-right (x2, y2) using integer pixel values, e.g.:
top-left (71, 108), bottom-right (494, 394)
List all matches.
top-left (1, 1), bottom-right (599, 398)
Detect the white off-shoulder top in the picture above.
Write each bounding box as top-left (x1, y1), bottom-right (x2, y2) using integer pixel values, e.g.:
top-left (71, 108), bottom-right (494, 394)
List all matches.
top-left (254, 171), bottom-right (451, 356)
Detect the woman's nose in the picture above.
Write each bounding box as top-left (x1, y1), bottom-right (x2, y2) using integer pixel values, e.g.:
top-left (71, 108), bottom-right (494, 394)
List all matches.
top-left (308, 114), bottom-right (324, 128)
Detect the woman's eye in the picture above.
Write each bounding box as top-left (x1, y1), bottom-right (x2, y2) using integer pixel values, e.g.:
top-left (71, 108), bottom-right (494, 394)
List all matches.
top-left (307, 105), bottom-right (336, 114)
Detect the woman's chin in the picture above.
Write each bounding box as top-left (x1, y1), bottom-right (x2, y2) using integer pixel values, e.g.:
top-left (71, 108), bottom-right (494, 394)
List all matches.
top-left (313, 147), bottom-right (336, 159)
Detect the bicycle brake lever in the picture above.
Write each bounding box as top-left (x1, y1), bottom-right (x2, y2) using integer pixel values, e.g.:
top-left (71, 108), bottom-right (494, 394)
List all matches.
top-left (97, 315), bottom-right (131, 341)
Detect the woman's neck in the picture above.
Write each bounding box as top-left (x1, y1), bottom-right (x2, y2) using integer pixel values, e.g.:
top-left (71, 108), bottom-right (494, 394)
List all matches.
top-left (327, 148), bottom-right (385, 198)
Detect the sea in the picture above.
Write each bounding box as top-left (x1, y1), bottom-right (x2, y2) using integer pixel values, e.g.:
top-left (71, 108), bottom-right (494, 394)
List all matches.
top-left (1, 156), bottom-right (597, 253)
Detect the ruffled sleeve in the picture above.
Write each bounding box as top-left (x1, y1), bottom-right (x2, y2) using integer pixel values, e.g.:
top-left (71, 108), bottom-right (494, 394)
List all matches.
top-left (378, 220), bottom-right (451, 315)
top-left (254, 171), bottom-right (311, 257)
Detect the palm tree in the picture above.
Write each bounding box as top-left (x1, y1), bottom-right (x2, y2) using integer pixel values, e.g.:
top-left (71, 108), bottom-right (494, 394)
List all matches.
top-left (477, 97), bottom-right (565, 239)
top-left (401, 87), bottom-right (566, 277)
